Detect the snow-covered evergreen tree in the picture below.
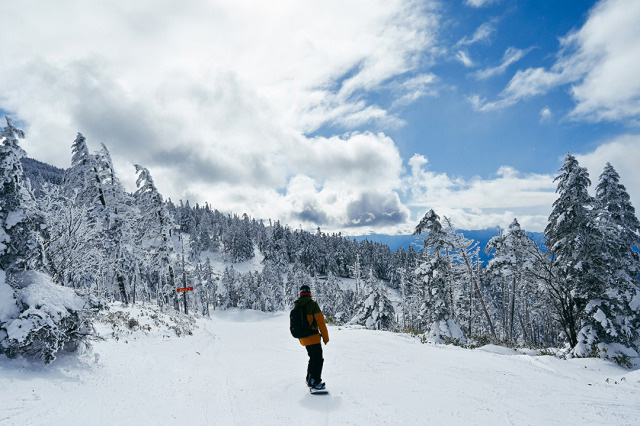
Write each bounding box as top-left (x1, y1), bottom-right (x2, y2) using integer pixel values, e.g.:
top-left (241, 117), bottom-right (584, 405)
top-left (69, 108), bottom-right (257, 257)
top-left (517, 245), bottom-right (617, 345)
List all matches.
top-left (313, 272), bottom-right (346, 322)
top-left (350, 270), bottom-right (395, 330)
top-left (412, 209), bottom-right (464, 343)
top-left (217, 266), bottom-right (236, 309)
top-left (572, 162), bottom-right (640, 364)
top-left (545, 153), bottom-right (611, 358)
top-left (485, 219), bottom-right (541, 344)
top-left (134, 165), bottom-right (177, 308)
top-left (101, 150), bottom-right (141, 302)
top-left (62, 133), bottom-right (106, 211)
top-left (257, 262), bottom-right (284, 312)
top-left (201, 257), bottom-right (216, 314)
top-left (0, 117), bottom-right (38, 272)
top-left (222, 216), bottom-right (254, 262)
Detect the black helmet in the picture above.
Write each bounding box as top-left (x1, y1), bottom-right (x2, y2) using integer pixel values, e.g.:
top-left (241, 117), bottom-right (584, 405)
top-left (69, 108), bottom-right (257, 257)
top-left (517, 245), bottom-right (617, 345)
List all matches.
top-left (299, 285), bottom-right (311, 296)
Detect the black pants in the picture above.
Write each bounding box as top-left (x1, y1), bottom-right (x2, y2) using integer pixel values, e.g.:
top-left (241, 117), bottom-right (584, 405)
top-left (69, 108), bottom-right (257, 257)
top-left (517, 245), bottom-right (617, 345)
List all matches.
top-left (305, 343), bottom-right (324, 384)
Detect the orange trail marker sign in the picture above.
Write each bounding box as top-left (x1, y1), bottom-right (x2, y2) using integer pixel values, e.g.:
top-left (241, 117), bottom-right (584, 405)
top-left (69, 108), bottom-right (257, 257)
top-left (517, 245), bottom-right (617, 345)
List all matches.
top-left (177, 287), bottom-right (193, 293)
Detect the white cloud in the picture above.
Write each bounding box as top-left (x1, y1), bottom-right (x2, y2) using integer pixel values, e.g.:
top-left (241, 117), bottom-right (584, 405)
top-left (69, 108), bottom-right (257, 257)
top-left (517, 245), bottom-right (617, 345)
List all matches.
top-left (455, 51), bottom-right (475, 68)
top-left (476, 0), bottom-right (640, 122)
top-left (465, 0), bottom-right (499, 8)
top-left (0, 0), bottom-right (440, 232)
top-left (576, 134), bottom-right (640, 208)
top-left (401, 135), bottom-right (640, 232)
top-left (467, 93), bottom-right (514, 111)
top-left (456, 21), bottom-right (496, 47)
top-left (390, 73), bottom-right (438, 108)
top-left (474, 47), bottom-right (533, 80)
top-left (403, 154), bottom-right (557, 231)
top-left (5, 0), bottom-right (635, 236)
top-left (540, 106), bottom-right (552, 121)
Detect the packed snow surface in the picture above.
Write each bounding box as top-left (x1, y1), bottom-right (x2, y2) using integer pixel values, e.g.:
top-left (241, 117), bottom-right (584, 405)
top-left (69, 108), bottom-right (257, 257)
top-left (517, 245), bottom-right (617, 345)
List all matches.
top-left (200, 248), bottom-right (264, 275)
top-left (1, 305), bottom-right (639, 425)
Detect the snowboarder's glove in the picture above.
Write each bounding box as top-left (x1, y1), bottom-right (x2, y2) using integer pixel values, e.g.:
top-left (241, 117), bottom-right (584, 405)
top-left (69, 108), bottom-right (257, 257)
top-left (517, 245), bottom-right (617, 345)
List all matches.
top-left (323, 337), bottom-right (329, 345)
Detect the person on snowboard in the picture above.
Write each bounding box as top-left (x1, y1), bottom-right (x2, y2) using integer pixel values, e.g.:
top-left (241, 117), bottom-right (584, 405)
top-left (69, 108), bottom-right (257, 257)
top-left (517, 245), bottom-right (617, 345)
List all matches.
top-left (294, 284), bottom-right (329, 391)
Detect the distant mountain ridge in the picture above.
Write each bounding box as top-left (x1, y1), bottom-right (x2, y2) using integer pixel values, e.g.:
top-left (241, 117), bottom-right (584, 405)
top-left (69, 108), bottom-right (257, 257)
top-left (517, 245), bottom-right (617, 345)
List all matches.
top-left (352, 229), bottom-right (546, 263)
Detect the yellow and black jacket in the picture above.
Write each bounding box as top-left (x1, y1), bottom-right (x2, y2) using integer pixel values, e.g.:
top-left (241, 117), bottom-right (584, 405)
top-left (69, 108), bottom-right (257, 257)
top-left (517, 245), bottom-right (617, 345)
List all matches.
top-left (293, 296), bottom-right (329, 346)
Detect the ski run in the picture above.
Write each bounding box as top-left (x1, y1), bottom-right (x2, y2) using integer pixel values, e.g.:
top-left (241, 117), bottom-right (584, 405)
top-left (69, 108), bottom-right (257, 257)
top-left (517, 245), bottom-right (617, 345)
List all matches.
top-left (1, 303), bottom-right (639, 426)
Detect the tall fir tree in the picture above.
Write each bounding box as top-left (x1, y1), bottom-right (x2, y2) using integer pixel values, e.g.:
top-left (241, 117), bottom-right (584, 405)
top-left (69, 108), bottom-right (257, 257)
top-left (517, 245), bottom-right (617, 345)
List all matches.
top-left (0, 117), bottom-right (38, 273)
top-left (581, 162), bottom-right (640, 363)
top-left (62, 133), bottom-right (106, 211)
top-left (413, 209), bottom-right (463, 343)
top-left (545, 154), bottom-right (605, 352)
top-left (134, 165), bottom-right (177, 308)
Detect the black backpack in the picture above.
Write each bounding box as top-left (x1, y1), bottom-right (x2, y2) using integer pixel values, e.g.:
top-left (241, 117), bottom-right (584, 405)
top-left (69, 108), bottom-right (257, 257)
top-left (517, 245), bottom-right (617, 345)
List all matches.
top-left (290, 304), bottom-right (318, 338)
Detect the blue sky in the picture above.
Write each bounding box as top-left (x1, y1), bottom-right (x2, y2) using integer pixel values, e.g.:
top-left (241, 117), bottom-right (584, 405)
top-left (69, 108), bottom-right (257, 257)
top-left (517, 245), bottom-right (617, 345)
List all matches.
top-left (392, 0), bottom-right (622, 175)
top-left (318, 0), bottom-right (623, 175)
top-left (1, 0), bottom-right (639, 233)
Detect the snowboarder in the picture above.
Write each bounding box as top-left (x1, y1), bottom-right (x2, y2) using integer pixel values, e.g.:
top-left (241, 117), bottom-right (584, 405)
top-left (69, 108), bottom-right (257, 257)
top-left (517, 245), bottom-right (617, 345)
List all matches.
top-left (292, 284), bottom-right (329, 392)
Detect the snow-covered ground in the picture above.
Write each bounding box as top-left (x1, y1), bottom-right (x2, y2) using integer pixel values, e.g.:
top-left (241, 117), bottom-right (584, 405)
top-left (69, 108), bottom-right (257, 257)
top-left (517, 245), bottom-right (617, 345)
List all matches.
top-left (1, 305), bottom-right (639, 425)
top-left (200, 248), bottom-right (265, 276)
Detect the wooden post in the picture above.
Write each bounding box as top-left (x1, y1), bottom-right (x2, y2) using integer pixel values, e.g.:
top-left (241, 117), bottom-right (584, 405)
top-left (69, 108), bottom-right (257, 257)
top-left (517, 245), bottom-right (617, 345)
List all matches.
top-left (182, 247), bottom-right (188, 315)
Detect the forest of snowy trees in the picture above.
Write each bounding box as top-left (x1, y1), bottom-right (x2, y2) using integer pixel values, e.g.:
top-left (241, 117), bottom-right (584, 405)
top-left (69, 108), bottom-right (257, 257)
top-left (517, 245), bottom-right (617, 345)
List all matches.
top-left (0, 117), bottom-right (639, 366)
top-left (408, 155), bottom-right (640, 366)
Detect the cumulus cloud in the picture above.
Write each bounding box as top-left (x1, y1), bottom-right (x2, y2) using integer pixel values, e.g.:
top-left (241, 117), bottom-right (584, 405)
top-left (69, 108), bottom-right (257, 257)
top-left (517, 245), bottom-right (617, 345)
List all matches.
top-left (401, 135), bottom-right (640, 232)
top-left (403, 154), bottom-right (557, 231)
top-left (5, 0), bottom-right (635, 236)
top-left (576, 134), bottom-right (640, 208)
top-left (473, 0), bottom-right (640, 122)
top-left (346, 192), bottom-right (409, 227)
top-left (405, 155), bottom-right (557, 209)
top-left (0, 0), bottom-right (439, 231)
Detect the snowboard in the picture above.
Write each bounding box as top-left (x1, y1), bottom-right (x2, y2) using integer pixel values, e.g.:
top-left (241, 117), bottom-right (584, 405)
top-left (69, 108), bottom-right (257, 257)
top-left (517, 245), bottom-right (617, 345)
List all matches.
top-left (309, 387), bottom-right (329, 395)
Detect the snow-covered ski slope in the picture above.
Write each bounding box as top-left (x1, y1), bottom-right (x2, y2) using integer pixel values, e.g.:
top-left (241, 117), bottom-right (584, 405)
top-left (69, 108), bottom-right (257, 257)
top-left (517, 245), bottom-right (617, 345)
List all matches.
top-left (1, 307), bottom-right (639, 426)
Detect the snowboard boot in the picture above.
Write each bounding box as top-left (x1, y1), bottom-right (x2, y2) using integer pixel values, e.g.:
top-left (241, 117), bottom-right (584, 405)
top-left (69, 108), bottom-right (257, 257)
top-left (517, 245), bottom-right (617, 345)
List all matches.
top-left (312, 381), bottom-right (325, 390)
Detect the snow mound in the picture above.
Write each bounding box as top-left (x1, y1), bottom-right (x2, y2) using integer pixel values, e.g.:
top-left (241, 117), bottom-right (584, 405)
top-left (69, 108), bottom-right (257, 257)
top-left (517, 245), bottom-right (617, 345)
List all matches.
top-left (423, 319), bottom-right (466, 344)
top-left (95, 303), bottom-right (196, 341)
top-left (1, 271), bottom-right (92, 364)
top-left (16, 271), bottom-right (86, 312)
top-left (210, 308), bottom-right (278, 323)
top-left (6, 272), bottom-right (87, 344)
top-left (623, 369), bottom-right (640, 385)
top-left (476, 344), bottom-right (543, 356)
